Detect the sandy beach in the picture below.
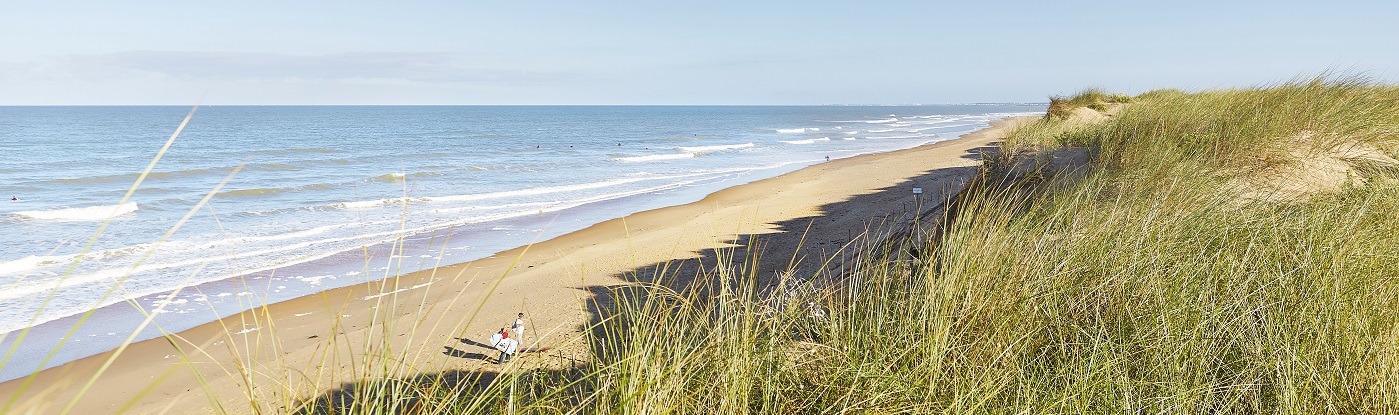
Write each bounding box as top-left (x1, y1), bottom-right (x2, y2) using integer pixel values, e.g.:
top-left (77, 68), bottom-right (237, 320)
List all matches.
top-left (0, 117), bottom-right (1028, 414)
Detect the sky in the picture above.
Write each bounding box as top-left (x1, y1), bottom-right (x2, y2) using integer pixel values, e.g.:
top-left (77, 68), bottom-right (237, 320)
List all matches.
top-left (1, 0), bottom-right (1396, 105)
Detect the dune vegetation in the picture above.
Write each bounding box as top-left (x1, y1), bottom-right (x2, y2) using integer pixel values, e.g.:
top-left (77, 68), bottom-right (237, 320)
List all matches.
top-left (271, 77), bottom-right (1399, 414)
top-left (9, 77), bottom-right (1399, 414)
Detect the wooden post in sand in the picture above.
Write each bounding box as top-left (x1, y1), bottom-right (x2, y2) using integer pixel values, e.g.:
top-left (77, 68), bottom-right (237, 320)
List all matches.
top-left (912, 187), bottom-right (923, 221)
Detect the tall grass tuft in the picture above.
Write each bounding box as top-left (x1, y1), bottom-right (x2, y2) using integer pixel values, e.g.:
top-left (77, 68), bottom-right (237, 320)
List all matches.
top-left (1045, 88), bottom-right (1132, 119)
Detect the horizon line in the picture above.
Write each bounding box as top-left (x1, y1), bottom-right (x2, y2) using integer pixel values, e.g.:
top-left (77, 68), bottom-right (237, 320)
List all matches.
top-left (0, 102), bottom-right (1050, 107)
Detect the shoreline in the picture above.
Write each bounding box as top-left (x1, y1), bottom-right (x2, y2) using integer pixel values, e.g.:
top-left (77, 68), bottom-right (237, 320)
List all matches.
top-left (0, 124), bottom-right (982, 382)
top-left (0, 116), bottom-right (1031, 413)
top-left (0, 156), bottom-right (815, 383)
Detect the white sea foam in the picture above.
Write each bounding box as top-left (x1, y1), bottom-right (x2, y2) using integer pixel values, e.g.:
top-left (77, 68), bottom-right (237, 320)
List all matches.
top-left (907, 117), bottom-right (971, 125)
top-left (0, 224), bottom-right (414, 307)
top-left (865, 118), bottom-right (899, 124)
top-left (776, 127), bottom-right (819, 133)
top-left (460, 201), bottom-right (557, 211)
top-left (362, 281), bottom-right (434, 300)
top-left (433, 172), bottom-right (746, 225)
top-left (0, 255), bottom-right (65, 275)
top-left (781, 139), bottom-right (816, 145)
top-left (0, 267), bottom-right (147, 303)
top-left (340, 200), bottom-right (385, 209)
top-left (613, 153), bottom-right (696, 162)
top-left (340, 197), bottom-right (427, 209)
top-left (433, 183), bottom-right (689, 218)
top-left (676, 143), bottom-right (753, 152)
top-left (427, 176), bottom-right (671, 204)
top-left (296, 275), bottom-right (336, 285)
top-left (369, 172), bottom-right (407, 182)
top-left (13, 202), bottom-right (138, 221)
top-left (185, 223), bottom-right (350, 249)
top-left (150, 298), bottom-right (189, 306)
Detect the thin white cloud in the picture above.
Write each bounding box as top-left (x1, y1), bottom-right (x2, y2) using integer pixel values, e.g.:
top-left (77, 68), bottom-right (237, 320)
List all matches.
top-left (9, 51), bottom-right (564, 84)
top-left (0, 50), bottom-right (605, 104)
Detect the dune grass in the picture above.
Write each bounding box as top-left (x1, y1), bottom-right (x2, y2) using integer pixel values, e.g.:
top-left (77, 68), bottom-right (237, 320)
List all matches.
top-left (395, 77), bottom-right (1396, 413)
top-left (6, 77), bottom-right (1398, 413)
top-left (1045, 88), bottom-right (1132, 119)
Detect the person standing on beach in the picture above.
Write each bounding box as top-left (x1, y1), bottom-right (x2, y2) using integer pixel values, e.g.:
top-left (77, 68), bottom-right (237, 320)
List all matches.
top-left (490, 328), bottom-right (517, 364)
top-left (511, 312), bottom-right (525, 341)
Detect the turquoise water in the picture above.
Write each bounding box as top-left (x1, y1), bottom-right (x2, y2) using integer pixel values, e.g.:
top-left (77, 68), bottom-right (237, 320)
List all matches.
top-left (0, 105), bottom-right (1041, 379)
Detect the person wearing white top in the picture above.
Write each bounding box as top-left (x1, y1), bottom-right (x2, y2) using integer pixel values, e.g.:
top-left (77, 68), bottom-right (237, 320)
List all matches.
top-left (511, 312), bottom-right (526, 340)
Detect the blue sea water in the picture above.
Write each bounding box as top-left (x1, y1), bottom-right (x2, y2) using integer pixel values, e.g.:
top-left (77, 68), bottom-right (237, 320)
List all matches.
top-left (0, 105), bottom-right (1041, 379)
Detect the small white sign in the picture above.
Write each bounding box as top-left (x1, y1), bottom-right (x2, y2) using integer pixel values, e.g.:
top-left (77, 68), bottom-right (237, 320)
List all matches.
top-left (912, 187), bottom-right (923, 194)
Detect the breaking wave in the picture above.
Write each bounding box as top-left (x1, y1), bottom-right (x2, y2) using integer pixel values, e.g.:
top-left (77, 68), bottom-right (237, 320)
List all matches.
top-left (13, 202), bottom-right (139, 221)
top-left (780, 138), bottom-right (829, 145)
top-left (676, 143), bottom-right (753, 152)
top-left (613, 153), bottom-right (696, 162)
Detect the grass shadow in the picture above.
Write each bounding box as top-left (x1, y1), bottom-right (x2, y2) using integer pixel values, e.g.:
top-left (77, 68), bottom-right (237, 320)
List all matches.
top-left (292, 144), bottom-right (1010, 412)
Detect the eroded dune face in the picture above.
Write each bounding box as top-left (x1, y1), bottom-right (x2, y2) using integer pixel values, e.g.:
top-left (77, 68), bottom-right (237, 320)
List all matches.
top-left (1236, 132), bottom-right (1399, 203)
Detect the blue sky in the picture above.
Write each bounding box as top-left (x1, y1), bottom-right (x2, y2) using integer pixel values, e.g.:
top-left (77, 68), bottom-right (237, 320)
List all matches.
top-left (2, 1), bottom-right (1395, 105)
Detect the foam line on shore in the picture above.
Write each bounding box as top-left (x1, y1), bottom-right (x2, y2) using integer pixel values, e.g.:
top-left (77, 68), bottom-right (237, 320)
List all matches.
top-left (676, 143), bottom-right (754, 152)
top-left (13, 202), bottom-right (139, 221)
top-left (613, 153), bottom-right (696, 162)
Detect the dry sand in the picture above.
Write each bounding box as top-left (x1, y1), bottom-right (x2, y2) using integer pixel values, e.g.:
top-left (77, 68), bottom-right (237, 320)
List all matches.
top-left (0, 117), bottom-right (1030, 414)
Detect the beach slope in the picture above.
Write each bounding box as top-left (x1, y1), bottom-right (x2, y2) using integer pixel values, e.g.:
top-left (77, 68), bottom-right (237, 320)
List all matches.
top-left (0, 117), bottom-right (1028, 414)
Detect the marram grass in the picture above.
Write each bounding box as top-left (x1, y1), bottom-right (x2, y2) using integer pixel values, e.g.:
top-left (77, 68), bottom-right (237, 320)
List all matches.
top-left (284, 78), bottom-right (1396, 413)
top-left (420, 77), bottom-right (1396, 414)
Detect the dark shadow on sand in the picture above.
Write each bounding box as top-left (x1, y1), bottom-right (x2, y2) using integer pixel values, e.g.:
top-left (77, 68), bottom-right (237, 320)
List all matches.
top-left (292, 143), bottom-right (1035, 412)
top-left (454, 337), bottom-right (496, 351)
top-left (442, 346), bottom-right (491, 361)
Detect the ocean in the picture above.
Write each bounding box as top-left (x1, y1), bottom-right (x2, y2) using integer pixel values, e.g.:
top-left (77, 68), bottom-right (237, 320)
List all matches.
top-left (0, 105), bottom-right (1042, 380)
